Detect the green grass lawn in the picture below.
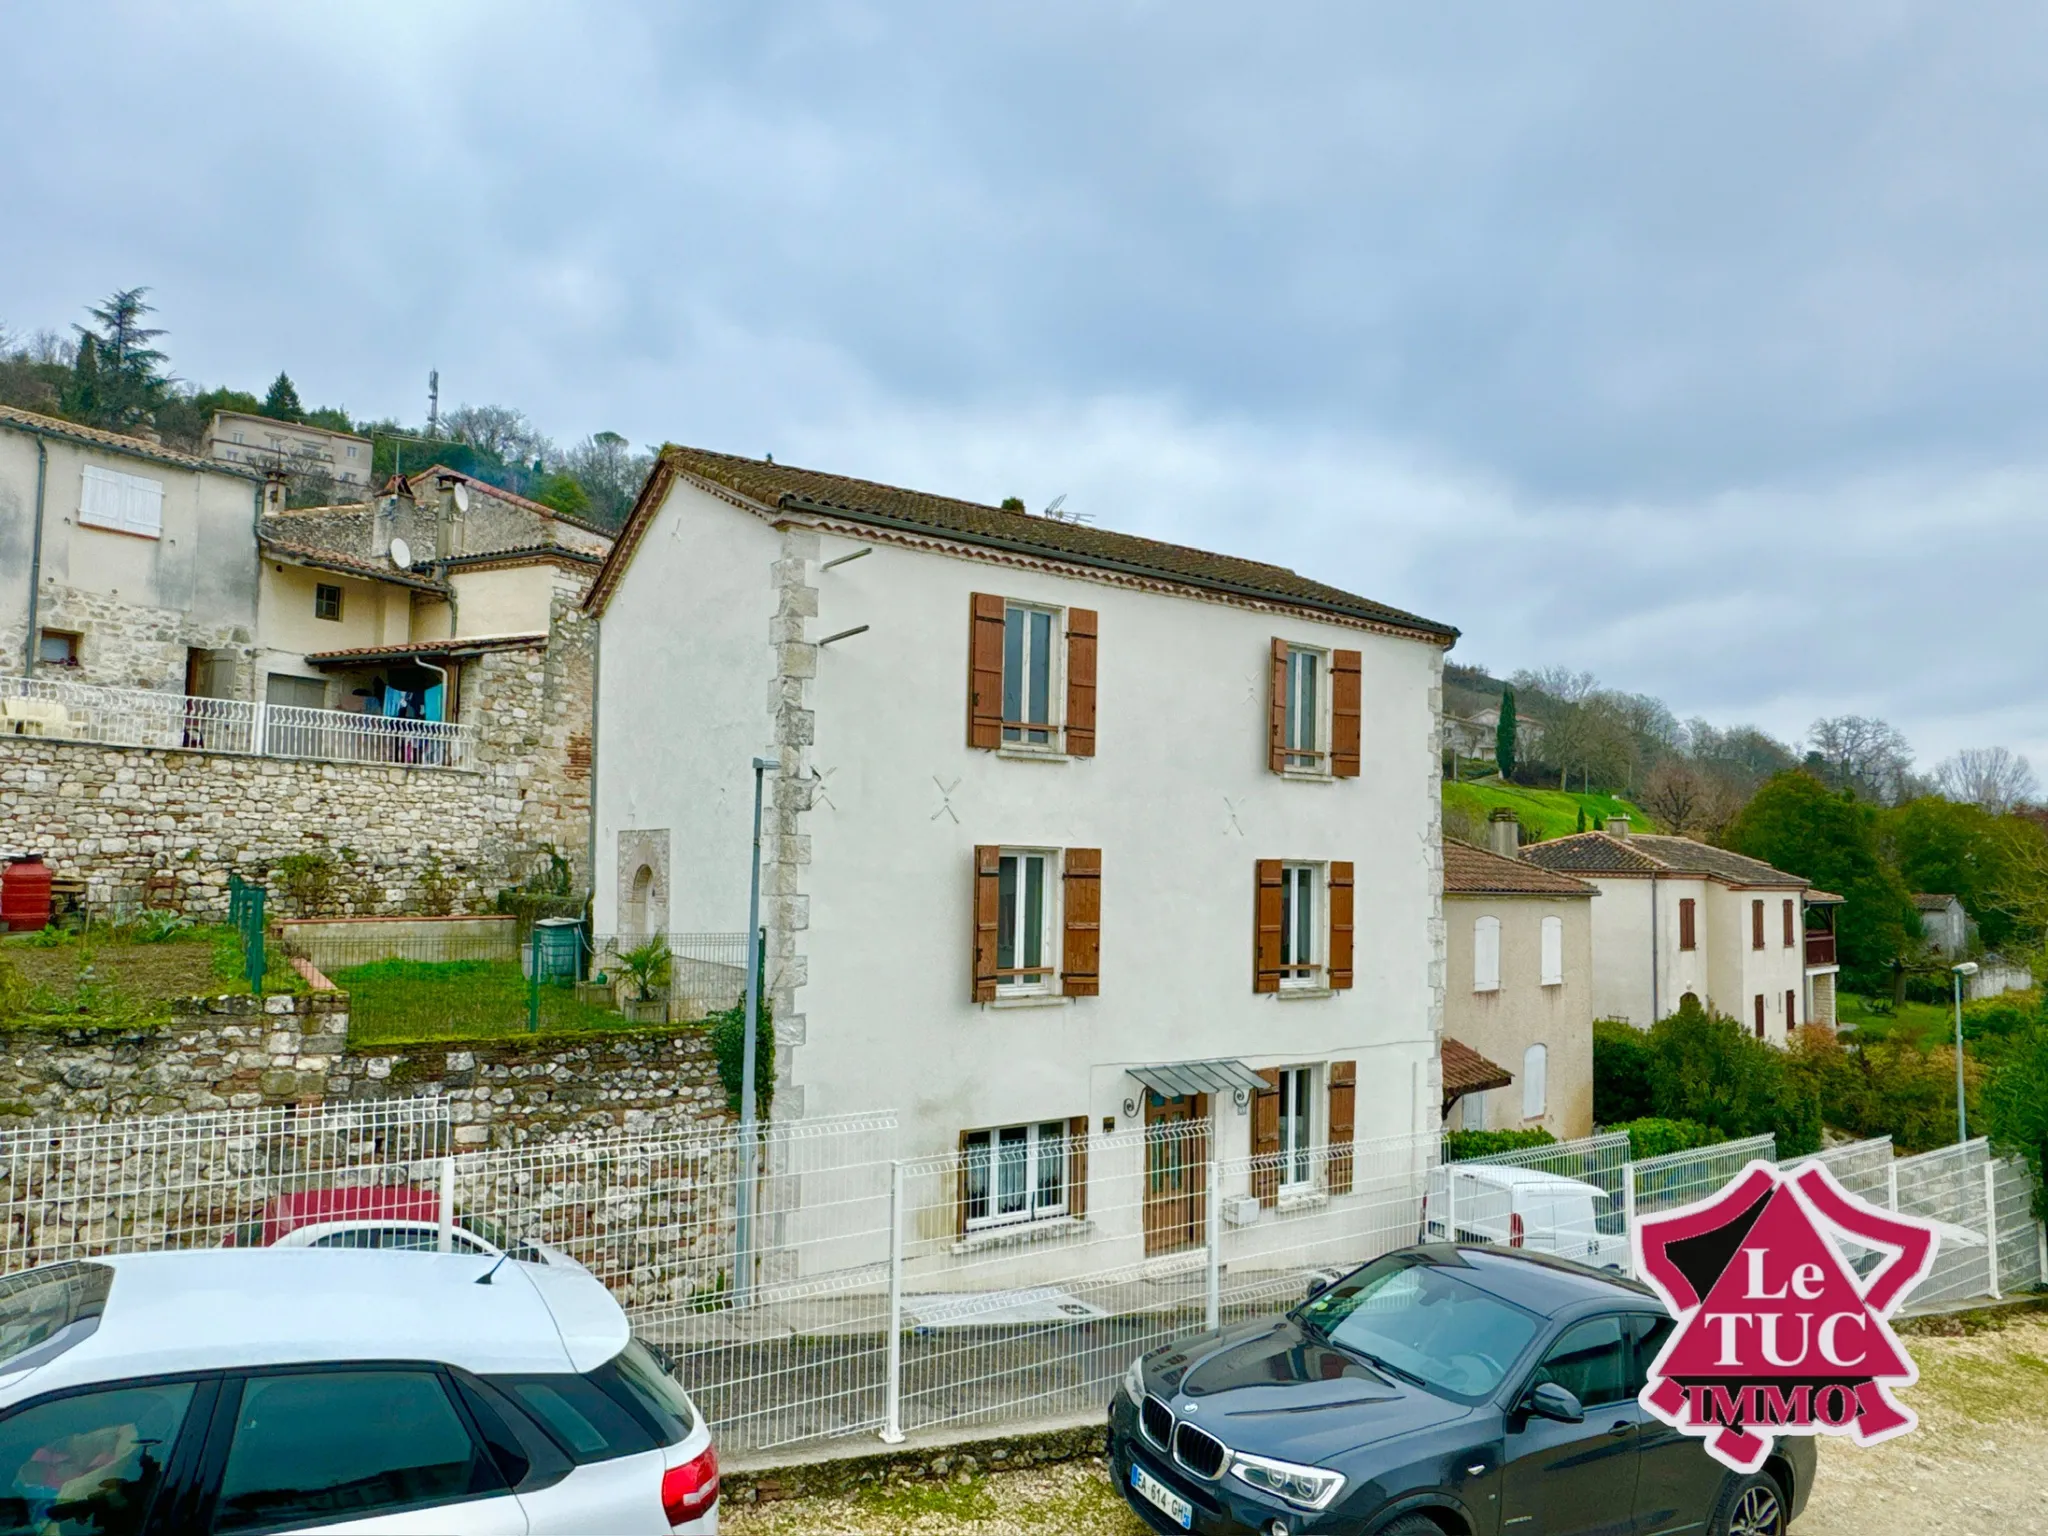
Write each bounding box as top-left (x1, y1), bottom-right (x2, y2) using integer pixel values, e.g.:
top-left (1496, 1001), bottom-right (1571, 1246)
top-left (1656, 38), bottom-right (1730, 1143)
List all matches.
top-left (1443, 779), bottom-right (1656, 843)
top-left (1836, 991), bottom-right (1964, 1051)
top-left (330, 957), bottom-right (642, 1046)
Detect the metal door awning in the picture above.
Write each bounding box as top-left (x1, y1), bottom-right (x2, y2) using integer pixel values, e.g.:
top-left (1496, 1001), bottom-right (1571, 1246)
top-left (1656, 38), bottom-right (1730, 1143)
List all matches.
top-left (1127, 1059), bottom-right (1270, 1100)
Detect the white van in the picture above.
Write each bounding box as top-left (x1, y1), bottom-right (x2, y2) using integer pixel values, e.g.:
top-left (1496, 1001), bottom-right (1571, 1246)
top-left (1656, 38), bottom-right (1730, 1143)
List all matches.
top-left (1419, 1165), bottom-right (1627, 1270)
top-left (0, 1249), bottom-right (718, 1533)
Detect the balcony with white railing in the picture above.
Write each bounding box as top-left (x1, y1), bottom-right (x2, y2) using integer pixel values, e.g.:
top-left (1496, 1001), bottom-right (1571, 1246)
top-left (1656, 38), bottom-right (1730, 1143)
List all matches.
top-left (1, 674), bottom-right (477, 771)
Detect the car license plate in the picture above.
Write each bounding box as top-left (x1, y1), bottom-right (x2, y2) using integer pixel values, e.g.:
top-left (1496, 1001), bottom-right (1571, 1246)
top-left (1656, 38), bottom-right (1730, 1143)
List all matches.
top-left (1130, 1463), bottom-right (1193, 1530)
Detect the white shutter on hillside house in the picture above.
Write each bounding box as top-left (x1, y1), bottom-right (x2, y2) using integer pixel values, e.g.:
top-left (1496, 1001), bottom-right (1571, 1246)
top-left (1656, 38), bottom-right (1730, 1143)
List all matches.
top-left (1540, 915), bottom-right (1564, 987)
top-left (1474, 916), bottom-right (1501, 993)
top-left (78, 465), bottom-right (165, 538)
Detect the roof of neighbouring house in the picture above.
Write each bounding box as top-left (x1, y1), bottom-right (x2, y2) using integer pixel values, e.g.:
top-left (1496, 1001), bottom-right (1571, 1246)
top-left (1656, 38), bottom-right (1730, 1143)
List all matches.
top-left (440, 544), bottom-right (604, 570)
top-left (1521, 831), bottom-right (1816, 889)
top-left (302, 634), bottom-right (547, 666)
top-left (585, 444), bottom-right (1459, 640)
top-left (1913, 893), bottom-right (1962, 912)
top-left (385, 466), bottom-right (615, 540)
top-left (0, 402), bottom-right (264, 480)
top-left (1442, 840), bottom-right (1598, 898)
top-left (1441, 1038), bottom-right (1516, 1102)
top-left (259, 533), bottom-right (451, 593)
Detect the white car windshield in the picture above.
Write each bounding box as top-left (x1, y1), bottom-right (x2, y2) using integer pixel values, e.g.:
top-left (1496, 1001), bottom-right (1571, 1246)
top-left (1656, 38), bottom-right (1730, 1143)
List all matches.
top-left (1299, 1254), bottom-right (1542, 1401)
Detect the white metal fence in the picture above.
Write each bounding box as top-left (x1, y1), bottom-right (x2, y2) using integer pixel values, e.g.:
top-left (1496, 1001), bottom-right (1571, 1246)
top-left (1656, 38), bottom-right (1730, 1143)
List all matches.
top-left (0, 674), bottom-right (476, 770)
top-left (0, 1101), bottom-right (2040, 1464)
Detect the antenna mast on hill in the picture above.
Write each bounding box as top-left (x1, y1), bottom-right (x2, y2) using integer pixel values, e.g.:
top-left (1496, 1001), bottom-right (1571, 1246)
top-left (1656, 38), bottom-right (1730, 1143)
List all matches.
top-left (427, 370), bottom-right (441, 437)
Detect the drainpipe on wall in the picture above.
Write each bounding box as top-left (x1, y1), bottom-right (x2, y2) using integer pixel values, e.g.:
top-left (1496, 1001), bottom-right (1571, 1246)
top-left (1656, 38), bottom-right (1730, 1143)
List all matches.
top-left (22, 435), bottom-right (48, 676)
top-left (1649, 870), bottom-right (1661, 1023)
top-left (584, 617), bottom-right (602, 911)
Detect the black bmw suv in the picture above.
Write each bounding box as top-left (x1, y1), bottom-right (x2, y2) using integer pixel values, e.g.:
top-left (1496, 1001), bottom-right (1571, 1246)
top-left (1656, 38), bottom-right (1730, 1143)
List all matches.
top-left (1110, 1244), bottom-right (1814, 1536)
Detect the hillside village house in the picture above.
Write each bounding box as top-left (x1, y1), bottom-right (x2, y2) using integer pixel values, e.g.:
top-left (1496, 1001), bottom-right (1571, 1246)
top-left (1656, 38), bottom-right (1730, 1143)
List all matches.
top-left (2, 401), bottom-right (610, 910)
top-left (587, 447), bottom-right (1458, 1253)
top-left (204, 410), bottom-right (373, 491)
top-left (1441, 815), bottom-right (1596, 1139)
top-left (1914, 893), bottom-right (1970, 958)
top-left (1519, 819), bottom-right (1842, 1041)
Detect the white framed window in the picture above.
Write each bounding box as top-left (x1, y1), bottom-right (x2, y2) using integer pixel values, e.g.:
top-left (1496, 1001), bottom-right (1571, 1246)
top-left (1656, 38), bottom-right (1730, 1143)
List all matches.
top-left (347, 444), bottom-right (359, 458)
top-left (1277, 1067), bottom-right (1315, 1191)
top-left (1473, 916), bottom-right (1501, 993)
top-left (1523, 1044), bottom-right (1548, 1120)
top-left (1280, 862), bottom-right (1321, 988)
top-left (997, 848), bottom-right (1056, 994)
top-left (1540, 915), bottom-right (1564, 987)
top-left (314, 583), bottom-right (343, 622)
top-left (1282, 645), bottom-right (1328, 771)
top-left (78, 465), bottom-right (164, 538)
top-left (232, 431), bottom-right (245, 444)
top-left (963, 1121), bottom-right (1068, 1229)
top-left (1001, 604), bottom-right (1061, 746)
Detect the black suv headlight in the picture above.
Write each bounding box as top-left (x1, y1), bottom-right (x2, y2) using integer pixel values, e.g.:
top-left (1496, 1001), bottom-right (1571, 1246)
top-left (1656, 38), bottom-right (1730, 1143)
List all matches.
top-left (1227, 1449), bottom-right (1347, 1512)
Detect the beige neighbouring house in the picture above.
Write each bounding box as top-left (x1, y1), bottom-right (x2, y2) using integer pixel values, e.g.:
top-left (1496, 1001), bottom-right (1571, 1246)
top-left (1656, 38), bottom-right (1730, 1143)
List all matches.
top-left (1441, 817), bottom-right (1597, 1139)
top-left (1519, 818), bottom-right (1843, 1042)
top-left (204, 410), bottom-right (374, 492)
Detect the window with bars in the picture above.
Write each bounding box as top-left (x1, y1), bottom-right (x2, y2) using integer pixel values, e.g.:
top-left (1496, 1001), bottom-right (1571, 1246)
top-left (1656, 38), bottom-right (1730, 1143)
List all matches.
top-left (1001, 604), bottom-right (1058, 746)
top-left (1280, 863), bottom-right (1320, 988)
top-left (997, 849), bottom-right (1054, 994)
top-left (962, 1121), bottom-right (1068, 1229)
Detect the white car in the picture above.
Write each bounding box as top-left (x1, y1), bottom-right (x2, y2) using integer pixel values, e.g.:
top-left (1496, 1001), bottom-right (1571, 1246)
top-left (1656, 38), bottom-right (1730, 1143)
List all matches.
top-left (266, 1219), bottom-right (591, 1275)
top-left (1420, 1164), bottom-right (1627, 1269)
top-left (0, 1249), bottom-right (718, 1533)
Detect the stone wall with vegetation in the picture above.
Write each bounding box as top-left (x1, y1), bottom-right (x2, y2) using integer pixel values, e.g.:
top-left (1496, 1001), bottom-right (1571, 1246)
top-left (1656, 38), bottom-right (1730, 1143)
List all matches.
top-left (0, 990), bottom-right (725, 1143)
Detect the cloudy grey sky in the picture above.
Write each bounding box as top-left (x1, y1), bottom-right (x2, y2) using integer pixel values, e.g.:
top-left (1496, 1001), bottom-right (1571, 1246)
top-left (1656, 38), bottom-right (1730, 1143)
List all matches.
top-left (6, 3), bottom-right (2045, 767)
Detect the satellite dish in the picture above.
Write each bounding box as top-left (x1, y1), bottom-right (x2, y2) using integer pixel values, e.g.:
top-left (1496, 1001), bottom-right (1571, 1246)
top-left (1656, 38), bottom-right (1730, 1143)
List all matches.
top-left (390, 537), bottom-right (414, 571)
top-left (452, 482), bottom-right (470, 513)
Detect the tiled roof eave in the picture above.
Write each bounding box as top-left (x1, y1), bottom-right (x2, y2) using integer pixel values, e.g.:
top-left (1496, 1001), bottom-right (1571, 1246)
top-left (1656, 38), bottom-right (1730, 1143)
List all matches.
top-left (776, 495), bottom-right (1459, 644)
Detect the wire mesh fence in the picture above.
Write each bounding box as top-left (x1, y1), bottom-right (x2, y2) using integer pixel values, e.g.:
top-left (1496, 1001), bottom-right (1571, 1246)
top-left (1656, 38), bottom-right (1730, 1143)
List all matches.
top-left (0, 1094), bottom-right (2038, 1463)
top-left (283, 929), bottom-right (751, 1040)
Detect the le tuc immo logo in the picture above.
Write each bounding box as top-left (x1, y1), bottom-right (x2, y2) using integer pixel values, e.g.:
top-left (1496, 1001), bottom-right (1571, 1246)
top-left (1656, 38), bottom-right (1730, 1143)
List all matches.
top-left (1635, 1160), bottom-right (1941, 1473)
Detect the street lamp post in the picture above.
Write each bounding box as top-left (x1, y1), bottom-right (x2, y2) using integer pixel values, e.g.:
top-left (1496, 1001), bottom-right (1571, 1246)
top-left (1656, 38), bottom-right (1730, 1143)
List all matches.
top-left (735, 755), bottom-right (778, 1307)
top-left (1952, 961), bottom-right (1980, 1144)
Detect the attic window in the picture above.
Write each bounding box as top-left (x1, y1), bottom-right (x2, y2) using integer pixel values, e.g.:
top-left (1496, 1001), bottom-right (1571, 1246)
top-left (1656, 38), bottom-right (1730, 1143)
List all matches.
top-left (314, 584), bottom-right (343, 622)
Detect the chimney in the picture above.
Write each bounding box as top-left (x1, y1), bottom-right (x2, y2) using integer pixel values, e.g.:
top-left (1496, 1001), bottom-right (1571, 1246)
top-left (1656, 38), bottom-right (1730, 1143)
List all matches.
top-left (262, 472), bottom-right (289, 515)
top-left (1488, 808), bottom-right (1520, 860)
top-left (435, 474), bottom-right (466, 558)
top-left (1609, 813), bottom-right (1631, 839)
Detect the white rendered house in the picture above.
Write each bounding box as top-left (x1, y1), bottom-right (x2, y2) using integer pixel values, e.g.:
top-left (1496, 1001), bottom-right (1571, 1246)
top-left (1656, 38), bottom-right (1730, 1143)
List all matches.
top-left (1519, 821), bottom-right (1842, 1041)
top-left (585, 447), bottom-right (1457, 1255)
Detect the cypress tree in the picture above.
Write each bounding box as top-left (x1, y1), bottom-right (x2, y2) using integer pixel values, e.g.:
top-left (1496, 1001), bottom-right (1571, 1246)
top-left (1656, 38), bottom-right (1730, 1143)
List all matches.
top-left (1496, 688), bottom-right (1518, 781)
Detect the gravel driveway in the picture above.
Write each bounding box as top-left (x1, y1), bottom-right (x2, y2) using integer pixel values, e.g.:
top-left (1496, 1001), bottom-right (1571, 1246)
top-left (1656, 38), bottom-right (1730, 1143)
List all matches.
top-left (727, 1312), bottom-right (2048, 1536)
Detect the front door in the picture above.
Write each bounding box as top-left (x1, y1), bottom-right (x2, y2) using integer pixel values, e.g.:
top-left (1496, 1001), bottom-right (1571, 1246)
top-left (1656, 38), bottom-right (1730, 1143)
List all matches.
top-left (1143, 1093), bottom-right (1208, 1256)
top-left (1501, 1313), bottom-right (1643, 1536)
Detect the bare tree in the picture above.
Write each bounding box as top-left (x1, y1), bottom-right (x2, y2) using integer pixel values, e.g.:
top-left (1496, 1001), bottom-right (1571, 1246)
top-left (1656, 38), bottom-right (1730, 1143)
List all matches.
top-left (1807, 715), bottom-right (1916, 804)
top-left (1513, 667), bottom-right (1600, 705)
top-left (442, 404), bottom-right (555, 467)
top-left (1640, 759), bottom-right (1746, 839)
top-left (1935, 747), bottom-right (2040, 814)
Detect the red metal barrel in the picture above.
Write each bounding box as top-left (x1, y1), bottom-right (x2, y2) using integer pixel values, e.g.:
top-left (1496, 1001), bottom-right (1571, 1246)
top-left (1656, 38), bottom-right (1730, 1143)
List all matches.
top-left (2, 855), bottom-right (53, 932)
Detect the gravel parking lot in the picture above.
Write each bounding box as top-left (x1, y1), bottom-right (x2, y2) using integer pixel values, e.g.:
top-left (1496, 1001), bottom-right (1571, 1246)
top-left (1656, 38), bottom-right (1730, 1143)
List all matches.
top-left (727, 1311), bottom-right (2048, 1536)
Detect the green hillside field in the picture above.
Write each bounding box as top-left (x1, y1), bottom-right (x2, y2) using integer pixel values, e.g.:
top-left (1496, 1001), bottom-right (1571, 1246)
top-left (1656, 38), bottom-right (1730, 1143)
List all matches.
top-left (1443, 779), bottom-right (1656, 843)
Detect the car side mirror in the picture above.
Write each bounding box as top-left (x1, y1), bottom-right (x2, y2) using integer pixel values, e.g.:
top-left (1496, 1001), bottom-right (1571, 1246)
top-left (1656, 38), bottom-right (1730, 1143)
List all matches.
top-left (1524, 1382), bottom-right (1584, 1424)
top-left (1304, 1276), bottom-right (1330, 1301)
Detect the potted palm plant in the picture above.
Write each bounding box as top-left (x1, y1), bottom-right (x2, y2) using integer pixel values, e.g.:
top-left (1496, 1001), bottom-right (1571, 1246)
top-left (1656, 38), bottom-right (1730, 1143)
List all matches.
top-left (616, 937), bottom-right (673, 1023)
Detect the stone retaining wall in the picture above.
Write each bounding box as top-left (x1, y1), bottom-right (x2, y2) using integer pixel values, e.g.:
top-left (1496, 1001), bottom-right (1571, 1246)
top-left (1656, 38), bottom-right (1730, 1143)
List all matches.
top-left (0, 992), bottom-right (726, 1144)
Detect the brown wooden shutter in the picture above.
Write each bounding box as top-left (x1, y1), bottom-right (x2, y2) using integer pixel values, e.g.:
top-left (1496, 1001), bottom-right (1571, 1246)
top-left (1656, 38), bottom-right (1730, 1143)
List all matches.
top-left (1062, 848), bottom-right (1101, 997)
top-left (1679, 898), bottom-right (1696, 951)
top-left (1328, 861), bottom-right (1355, 990)
top-left (1065, 608), bottom-right (1097, 757)
top-left (973, 845), bottom-right (1002, 1002)
top-left (1252, 1068), bottom-right (1282, 1206)
top-left (1268, 637), bottom-right (1289, 773)
top-left (1752, 899), bottom-right (1765, 950)
top-left (1783, 898), bottom-right (1795, 948)
top-left (1327, 1060), bottom-right (1356, 1195)
top-left (1754, 995), bottom-right (1766, 1037)
top-left (1786, 989), bottom-right (1798, 1030)
top-left (956, 1129), bottom-right (972, 1238)
top-left (1331, 650), bottom-right (1362, 777)
top-left (968, 593), bottom-right (1006, 749)
top-left (1254, 859), bottom-right (1285, 993)
top-left (1067, 1115), bottom-right (1089, 1219)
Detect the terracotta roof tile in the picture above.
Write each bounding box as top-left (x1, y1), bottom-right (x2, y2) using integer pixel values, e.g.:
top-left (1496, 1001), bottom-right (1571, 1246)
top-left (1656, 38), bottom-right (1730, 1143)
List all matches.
top-left (1518, 832), bottom-right (1667, 876)
top-left (1522, 831), bottom-right (1815, 888)
top-left (607, 445), bottom-right (1456, 639)
top-left (303, 634), bottom-right (547, 664)
top-left (258, 534), bottom-right (450, 593)
top-left (0, 402), bottom-right (262, 480)
top-left (1443, 840), bottom-right (1598, 897)
top-left (1441, 1038), bottom-right (1515, 1102)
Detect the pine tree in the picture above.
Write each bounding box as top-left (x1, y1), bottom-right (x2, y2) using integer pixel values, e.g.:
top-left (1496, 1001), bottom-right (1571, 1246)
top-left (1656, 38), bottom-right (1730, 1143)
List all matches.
top-left (64, 289), bottom-right (170, 430)
top-left (1496, 688), bottom-right (1518, 781)
top-left (262, 372), bottom-right (304, 422)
